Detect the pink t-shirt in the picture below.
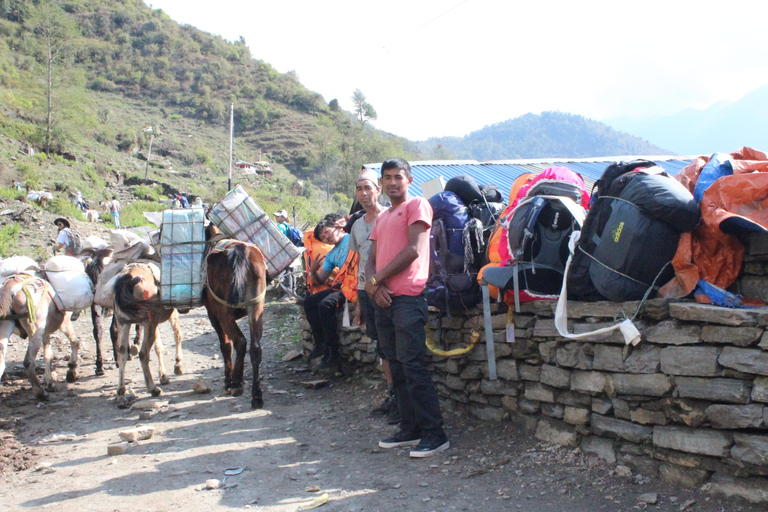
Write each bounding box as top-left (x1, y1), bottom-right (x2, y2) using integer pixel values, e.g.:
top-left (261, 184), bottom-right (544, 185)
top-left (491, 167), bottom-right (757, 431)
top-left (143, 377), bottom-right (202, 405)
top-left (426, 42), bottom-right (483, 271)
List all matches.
top-left (370, 196), bottom-right (432, 297)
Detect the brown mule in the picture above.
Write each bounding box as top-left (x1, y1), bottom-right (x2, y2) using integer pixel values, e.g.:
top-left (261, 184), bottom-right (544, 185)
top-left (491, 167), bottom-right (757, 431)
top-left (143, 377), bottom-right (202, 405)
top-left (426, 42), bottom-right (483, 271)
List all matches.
top-left (203, 224), bottom-right (268, 409)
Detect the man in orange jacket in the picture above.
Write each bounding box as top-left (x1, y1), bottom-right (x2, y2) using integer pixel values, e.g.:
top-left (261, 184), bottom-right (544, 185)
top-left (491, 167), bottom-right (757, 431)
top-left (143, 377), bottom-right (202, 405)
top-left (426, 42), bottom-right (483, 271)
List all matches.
top-left (305, 213), bottom-right (350, 371)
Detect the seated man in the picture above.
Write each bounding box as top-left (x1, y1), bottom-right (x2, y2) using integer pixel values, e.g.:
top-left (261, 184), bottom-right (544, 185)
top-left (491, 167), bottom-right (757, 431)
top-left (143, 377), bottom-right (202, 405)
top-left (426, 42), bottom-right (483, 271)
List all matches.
top-left (303, 213), bottom-right (351, 371)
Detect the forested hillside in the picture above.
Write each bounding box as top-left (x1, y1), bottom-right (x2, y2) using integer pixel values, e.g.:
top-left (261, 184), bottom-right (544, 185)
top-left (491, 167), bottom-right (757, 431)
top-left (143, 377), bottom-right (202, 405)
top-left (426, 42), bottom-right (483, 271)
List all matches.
top-left (417, 111), bottom-right (673, 160)
top-left (0, 0), bottom-right (414, 211)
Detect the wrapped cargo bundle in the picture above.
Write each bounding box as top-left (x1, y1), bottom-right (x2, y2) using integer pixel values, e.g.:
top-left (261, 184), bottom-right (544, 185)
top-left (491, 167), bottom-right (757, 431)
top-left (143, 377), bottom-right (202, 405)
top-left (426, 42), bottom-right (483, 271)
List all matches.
top-left (44, 256), bottom-right (94, 311)
top-left (159, 207), bottom-right (206, 308)
top-left (209, 185), bottom-right (300, 279)
top-left (0, 256), bottom-right (39, 282)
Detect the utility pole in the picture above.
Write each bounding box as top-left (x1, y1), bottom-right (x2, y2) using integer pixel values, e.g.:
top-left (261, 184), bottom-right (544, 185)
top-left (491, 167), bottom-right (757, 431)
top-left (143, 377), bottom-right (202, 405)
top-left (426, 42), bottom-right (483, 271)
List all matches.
top-left (228, 103), bottom-right (234, 192)
top-left (144, 128), bottom-right (154, 180)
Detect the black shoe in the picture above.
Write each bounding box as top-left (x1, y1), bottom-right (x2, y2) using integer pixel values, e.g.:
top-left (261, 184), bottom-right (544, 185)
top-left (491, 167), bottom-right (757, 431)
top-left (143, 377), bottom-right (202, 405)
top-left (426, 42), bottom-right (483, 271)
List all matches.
top-left (378, 430), bottom-right (421, 449)
top-left (387, 403), bottom-right (401, 425)
top-left (315, 356), bottom-right (340, 371)
top-left (371, 395), bottom-right (395, 416)
top-left (409, 434), bottom-right (450, 458)
top-left (307, 344), bottom-right (325, 360)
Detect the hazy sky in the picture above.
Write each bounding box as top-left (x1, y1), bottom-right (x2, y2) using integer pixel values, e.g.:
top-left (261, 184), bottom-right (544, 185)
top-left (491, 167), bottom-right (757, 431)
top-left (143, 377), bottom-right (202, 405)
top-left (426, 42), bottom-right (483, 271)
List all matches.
top-left (145, 0), bottom-right (768, 141)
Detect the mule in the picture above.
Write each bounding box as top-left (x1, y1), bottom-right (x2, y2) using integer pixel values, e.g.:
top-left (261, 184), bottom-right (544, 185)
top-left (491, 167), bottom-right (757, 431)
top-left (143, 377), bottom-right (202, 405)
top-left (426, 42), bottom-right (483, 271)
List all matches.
top-left (203, 224), bottom-right (268, 408)
top-left (85, 249), bottom-right (183, 378)
top-left (112, 262), bottom-right (180, 408)
top-left (0, 274), bottom-right (80, 400)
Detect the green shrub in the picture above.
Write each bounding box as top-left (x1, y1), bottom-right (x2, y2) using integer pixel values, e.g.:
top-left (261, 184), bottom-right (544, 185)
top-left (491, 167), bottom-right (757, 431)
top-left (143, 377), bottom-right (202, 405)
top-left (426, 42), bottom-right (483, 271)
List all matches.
top-left (0, 223), bottom-right (20, 257)
top-left (132, 184), bottom-right (161, 201)
top-left (0, 187), bottom-right (25, 201)
top-left (45, 196), bottom-right (85, 221)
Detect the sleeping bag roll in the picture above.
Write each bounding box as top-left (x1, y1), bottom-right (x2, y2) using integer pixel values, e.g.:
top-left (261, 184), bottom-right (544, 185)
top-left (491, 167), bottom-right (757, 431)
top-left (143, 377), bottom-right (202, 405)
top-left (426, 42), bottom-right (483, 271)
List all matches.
top-left (588, 201), bottom-right (679, 301)
top-left (618, 173), bottom-right (700, 233)
top-left (567, 166), bottom-right (701, 302)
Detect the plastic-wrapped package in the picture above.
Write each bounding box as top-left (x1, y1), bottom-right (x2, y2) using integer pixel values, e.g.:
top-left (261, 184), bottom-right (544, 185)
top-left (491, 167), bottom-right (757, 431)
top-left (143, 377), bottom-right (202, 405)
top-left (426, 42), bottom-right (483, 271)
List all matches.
top-left (209, 185), bottom-right (300, 279)
top-left (159, 207), bottom-right (206, 308)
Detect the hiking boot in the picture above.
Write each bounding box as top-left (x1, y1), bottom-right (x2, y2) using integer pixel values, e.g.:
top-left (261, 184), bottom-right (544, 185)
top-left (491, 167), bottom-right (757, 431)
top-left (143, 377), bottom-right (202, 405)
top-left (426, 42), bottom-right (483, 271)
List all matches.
top-left (378, 430), bottom-right (421, 449)
top-left (314, 355), bottom-right (340, 372)
top-left (409, 434), bottom-right (450, 458)
top-left (307, 343), bottom-right (325, 361)
top-left (387, 402), bottom-right (401, 425)
top-left (371, 395), bottom-right (395, 416)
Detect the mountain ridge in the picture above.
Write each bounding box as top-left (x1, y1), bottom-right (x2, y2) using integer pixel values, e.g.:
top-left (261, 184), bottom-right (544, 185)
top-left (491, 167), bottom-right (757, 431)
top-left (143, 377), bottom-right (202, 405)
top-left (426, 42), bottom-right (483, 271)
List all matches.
top-left (416, 111), bottom-right (673, 161)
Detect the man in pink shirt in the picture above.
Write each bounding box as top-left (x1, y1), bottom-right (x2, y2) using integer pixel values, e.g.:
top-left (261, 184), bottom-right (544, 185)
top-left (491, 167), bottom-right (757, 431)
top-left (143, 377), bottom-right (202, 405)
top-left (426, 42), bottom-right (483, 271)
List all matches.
top-left (365, 157), bottom-right (450, 458)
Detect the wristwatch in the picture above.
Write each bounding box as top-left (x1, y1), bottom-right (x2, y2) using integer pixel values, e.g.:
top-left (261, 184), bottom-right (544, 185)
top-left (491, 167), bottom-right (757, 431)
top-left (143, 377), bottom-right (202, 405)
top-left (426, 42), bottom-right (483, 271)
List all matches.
top-left (369, 276), bottom-right (378, 286)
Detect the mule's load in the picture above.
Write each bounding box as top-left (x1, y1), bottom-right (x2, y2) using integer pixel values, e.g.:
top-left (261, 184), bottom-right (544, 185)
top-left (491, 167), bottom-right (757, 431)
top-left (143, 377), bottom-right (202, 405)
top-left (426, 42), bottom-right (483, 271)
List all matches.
top-left (209, 185), bottom-right (301, 280)
top-left (43, 256), bottom-right (94, 311)
top-left (158, 207), bottom-right (206, 308)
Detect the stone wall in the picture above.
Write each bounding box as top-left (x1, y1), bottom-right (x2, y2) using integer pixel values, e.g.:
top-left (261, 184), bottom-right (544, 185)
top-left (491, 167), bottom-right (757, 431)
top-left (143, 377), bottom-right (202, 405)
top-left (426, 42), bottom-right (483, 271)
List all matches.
top-left (299, 234), bottom-right (768, 503)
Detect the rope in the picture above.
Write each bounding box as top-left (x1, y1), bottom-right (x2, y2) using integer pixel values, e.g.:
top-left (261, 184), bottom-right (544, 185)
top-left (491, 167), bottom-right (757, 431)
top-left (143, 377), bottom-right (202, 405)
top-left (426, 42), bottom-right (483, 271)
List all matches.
top-left (425, 324), bottom-right (481, 356)
top-left (205, 281), bottom-right (266, 309)
top-left (202, 239), bottom-right (266, 309)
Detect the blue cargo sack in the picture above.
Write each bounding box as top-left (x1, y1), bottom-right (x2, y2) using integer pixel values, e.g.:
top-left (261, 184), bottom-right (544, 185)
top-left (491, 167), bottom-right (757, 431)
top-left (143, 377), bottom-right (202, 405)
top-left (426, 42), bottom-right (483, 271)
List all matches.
top-left (287, 225), bottom-right (304, 247)
top-left (428, 191), bottom-right (469, 257)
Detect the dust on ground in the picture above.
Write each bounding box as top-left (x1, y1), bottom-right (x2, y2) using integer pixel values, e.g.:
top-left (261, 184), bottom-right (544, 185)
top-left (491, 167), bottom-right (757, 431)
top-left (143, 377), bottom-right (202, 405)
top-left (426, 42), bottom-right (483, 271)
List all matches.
top-left (0, 297), bottom-right (764, 512)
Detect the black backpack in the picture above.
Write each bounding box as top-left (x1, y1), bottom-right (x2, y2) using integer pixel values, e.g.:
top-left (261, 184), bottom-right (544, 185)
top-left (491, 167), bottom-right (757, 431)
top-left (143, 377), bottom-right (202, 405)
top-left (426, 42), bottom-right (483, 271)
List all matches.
top-left (507, 181), bottom-right (584, 303)
top-left (480, 179), bottom-right (585, 311)
top-left (425, 218), bottom-right (482, 316)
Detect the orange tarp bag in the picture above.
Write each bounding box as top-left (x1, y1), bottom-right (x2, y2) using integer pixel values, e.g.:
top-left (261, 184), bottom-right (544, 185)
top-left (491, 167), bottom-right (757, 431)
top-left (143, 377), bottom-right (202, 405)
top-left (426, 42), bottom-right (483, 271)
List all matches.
top-left (659, 147), bottom-right (768, 301)
top-left (332, 251), bottom-right (359, 303)
top-left (303, 229), bottom-right (337, 294)
top-left (479, 173), bottom-right (536, 299)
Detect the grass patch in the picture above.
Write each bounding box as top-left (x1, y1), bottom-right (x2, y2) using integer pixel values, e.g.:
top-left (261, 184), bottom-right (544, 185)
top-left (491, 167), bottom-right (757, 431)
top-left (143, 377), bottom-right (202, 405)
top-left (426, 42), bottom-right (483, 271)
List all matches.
top-left (0, 223), bottom-right (20, 257)
top-left (44, 197), bottom-right (85, 222)
top-left (132, 184), bottom-right (162, 201)
top-left (0, 186), bottom-right (24, 201)
top-left (107, 200), bottom-right (166, 228)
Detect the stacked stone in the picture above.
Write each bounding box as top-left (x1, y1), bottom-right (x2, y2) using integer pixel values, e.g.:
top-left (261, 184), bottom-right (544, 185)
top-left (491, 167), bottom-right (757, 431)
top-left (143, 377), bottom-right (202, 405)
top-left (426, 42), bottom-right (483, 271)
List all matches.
top-left (298, 316), bottom-right (378, 369)
top-left (426, 296), bottom-right (768, 501)
top-left (737, 232), bottom-right (768, 303)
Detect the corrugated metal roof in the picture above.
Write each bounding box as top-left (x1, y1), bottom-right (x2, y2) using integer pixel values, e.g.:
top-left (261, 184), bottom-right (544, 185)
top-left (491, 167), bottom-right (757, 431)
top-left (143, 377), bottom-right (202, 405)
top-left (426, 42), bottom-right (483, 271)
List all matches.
top-left (364, 156), bottom-right (695, 200)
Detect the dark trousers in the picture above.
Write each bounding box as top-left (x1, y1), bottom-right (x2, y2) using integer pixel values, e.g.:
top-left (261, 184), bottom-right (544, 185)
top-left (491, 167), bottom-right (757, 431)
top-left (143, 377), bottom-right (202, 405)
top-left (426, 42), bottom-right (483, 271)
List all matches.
top-left (375, 294), bottom-right (445, 437)
top-left (357, 290), bottom-right (383, 357)
top-left (303, 288), bottom-right (345, 354)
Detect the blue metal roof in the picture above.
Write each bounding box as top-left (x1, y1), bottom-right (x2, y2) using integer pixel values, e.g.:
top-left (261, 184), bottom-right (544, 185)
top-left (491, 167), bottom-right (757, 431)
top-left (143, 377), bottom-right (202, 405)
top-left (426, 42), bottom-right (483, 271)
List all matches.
top-left (364, 156), bottom-right (694, 201)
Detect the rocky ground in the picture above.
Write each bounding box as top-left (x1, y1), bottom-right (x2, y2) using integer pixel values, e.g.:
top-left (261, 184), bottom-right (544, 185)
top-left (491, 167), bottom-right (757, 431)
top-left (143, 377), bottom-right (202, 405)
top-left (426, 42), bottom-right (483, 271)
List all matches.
top-left (0, 202), bottom-right (765, 511)
top-left (0, 298), bottom-right (764, 512)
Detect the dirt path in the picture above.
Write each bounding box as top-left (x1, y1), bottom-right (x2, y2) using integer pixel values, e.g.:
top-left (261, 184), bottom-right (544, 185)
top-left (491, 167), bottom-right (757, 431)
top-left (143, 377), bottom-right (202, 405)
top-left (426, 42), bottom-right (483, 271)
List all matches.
top-left (0, 302), bottom-right (762, 512)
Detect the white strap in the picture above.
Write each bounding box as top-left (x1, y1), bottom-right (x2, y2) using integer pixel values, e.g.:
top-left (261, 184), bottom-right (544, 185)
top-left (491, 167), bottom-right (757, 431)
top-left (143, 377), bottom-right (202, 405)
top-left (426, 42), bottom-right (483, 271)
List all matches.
top-left (554, 231), bottom-right (641, 346)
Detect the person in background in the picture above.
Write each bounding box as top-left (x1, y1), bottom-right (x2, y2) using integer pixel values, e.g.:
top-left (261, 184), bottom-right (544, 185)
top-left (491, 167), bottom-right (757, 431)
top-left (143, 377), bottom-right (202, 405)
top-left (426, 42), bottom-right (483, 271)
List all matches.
top-left (274, 209), bottom-right (291, 238)
top-left (347, 169), bottom-right (399, 424)
top-left (179, 195), bottom-right (190, 209)
top-left (53, 218), bottom-right (81, 257)
top-left (304, 213), bottom-right (350, 371)
top-left (109, 195), bottom-right (121, 228)
top-left (365, 157), bottom-right (450, 458)
top-left (12, 180), bottom-right (22, 191)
